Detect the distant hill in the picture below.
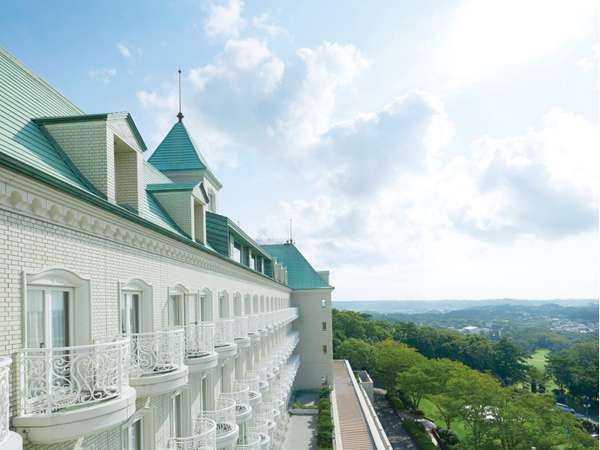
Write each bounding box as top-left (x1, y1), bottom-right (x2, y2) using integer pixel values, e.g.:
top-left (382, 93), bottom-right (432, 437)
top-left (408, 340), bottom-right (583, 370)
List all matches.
top-left (333, 299), bottom-right (598, 314)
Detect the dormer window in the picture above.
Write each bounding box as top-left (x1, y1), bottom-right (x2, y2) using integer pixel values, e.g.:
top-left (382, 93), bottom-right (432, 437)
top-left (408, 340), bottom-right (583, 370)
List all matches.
top-left (114, 135), bottom-right (142, 211)
top-left (193, 200), bottom-right (205, 243)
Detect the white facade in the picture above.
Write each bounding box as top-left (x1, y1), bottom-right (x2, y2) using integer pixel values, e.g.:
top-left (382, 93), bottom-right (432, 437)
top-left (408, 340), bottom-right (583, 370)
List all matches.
top-left (0, 166), bottom-right (306, 450)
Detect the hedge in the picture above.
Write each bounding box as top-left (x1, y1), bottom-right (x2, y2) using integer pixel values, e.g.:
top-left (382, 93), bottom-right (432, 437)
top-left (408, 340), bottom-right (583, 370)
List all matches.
top-left (317, 388), bottom-right (333, 450)
top-left (403, 418), bottom-right (438, 450)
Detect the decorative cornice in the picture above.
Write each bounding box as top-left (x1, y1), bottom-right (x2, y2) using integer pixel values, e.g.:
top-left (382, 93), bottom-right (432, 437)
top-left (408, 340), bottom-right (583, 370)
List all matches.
top-left (0, 169), bottom-right (290, 292)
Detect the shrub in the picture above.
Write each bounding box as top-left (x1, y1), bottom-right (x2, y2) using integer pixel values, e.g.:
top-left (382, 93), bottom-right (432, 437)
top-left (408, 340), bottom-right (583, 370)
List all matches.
top-left (437, 429), bottom-right (460, 447)
top-left (316, 394), bottom-right (334, 450)
top-left (403, 418), bottom-right (438, 450)
top-left (388, 393), bottom-right (405, 412)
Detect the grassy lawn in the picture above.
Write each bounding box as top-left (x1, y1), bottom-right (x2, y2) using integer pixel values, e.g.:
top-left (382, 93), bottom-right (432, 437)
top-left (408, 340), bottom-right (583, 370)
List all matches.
top-left (420, 398), bottom-right (469, 441)
top-left (527, 348), bottom-right (550, 371)
top-left (526, 348), bottom-right (558, 392)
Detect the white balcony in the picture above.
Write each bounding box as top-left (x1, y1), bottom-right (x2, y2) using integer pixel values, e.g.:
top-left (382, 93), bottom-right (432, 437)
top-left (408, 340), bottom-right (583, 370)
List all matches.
top-left (220, 381), bottom-right (252, 424)
top-left (183, 323), bottom-right (218, 373)
top-left (233, 316), bottom-right (250, 348)
top-left (167, 417), bottom-right (217, 450)
top-left (128, 329), bottom-right (188, 397)
top-left (214, 320), bottom-right (237, 359)
top-left (0, 358), bottom-right (22, 450)
top-left (234, 430), bottom-right (261, 450)
top-left (13, 341), bottom-right (135, 444)
top-left (248, 418), bottom-right (271, 450)
top-left (200, 398), bottom-right (239, 449)
top-left (243, 372), bottom-right (263, 410)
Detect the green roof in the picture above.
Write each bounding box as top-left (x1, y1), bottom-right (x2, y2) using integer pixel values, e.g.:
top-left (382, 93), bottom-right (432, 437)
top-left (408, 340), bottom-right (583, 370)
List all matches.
top-left (146, 182), bottom-right (198, 192)
top-left (206, 211), bottom-right (272, 260)
top-left (263, 243), bottom-right (332, 290)
top-left (34, 112), bottom-right (147, 151)
top-left (148, 121), bottom-right (209, 171)
top-left (0, 47), bottom-right (285, 287)
top-left (0, 48), bottom-right (89, 190)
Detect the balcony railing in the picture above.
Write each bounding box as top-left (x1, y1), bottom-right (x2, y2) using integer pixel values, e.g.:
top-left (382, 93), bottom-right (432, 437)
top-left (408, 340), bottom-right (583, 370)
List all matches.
top-left (220, 381), bottom-right (250, 419)
top-left (167, 417), bottom-right (217, 450)
top-left (233, 316), bottom-right (248, 340)
top-left (183, 322), bottom-right (215, 359)
top-left (215, 319), bottom-right (235, 347)
top-left (18, 339), bottom-right (129, 415)
top-left (129, 329), bottom-right (184, 378)
top-left (0, 357), bottom-right (10, 444)
top-left (234, 431), bottom-right (261, 450)
top-left (201, 397), bottom-right (237, 439)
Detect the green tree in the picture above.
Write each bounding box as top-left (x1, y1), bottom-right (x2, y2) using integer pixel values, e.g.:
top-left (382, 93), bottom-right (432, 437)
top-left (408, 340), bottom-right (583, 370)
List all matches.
top-left (372, 339), bottom-right (426, 392)
top-left (395, 364), bottom-right (431, 409)
top-left (455, 370), bottom-right (503, 449)
top-left (492, 337), bottom-right (528, 386)
top-left (334, 338), bottom-right (375, 370)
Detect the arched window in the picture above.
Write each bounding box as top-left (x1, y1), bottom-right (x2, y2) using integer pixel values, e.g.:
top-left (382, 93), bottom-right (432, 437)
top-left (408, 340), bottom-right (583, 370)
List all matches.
top-left (218, 291), bottom-right (230, 319)
top-left (168, 284), bottom-right (189, 327)
top-left (244, 294), bottom-right (251, 315)
top-left (200, 288), bottom-right (213, 322)
top-left (233, 293), bottom-right (242, 317)
top-left (25, 268), bottom-right (91, 347)
top-left (120, 278), bottom-right (153, 334)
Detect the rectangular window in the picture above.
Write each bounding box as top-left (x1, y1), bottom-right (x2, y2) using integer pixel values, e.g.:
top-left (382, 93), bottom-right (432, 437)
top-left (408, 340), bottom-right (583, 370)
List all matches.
top-left (322, 345), bottom-right (327, 354)
top-left (322, 321), bottom-right (327, 331)
top-left (321, 299), bottom-right (326, 309)
top-left (232, 241), bottom-right (242, 263)
top-left (170, 393), bottom-right (182, 439)
top-left (127, 419), bottom-right (142, 450)
top-left (27, 287), bottom-right (72, 349)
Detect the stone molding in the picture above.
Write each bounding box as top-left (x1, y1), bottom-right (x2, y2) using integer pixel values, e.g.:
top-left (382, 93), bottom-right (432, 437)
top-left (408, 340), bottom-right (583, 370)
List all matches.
top-left (0, 168), bottom-right (289, 292)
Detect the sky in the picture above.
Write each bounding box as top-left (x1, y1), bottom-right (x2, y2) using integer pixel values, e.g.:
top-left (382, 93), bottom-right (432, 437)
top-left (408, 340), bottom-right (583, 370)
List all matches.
top-left (1, 0), bottom-right (598, 300)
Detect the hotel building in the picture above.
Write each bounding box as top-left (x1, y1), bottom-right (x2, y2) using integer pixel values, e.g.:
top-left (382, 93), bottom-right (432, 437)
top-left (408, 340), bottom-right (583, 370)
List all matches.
top-left (0, 48), bottom-right (333, 450)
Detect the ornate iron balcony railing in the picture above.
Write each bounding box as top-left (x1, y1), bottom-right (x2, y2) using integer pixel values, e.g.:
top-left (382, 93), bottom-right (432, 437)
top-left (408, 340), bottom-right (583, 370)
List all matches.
top-left (215, 319), bottom-right (235, 347)
top-left (200, 397), bottom-right (237, 439)
top-left (183, 322), bottom-right (215, 359)
top-left (234, 430), bottom-right (261, 450)
top-left (18, 339), bottom-right (129, 415)
top-left (0, 357), bottom-right (10, 444)
top-left (167, 417), bottom-right (217, 450)
top-left (129, 329), bottom-right (185, 378)
top-left (233, 316), bottom-right (248, 339)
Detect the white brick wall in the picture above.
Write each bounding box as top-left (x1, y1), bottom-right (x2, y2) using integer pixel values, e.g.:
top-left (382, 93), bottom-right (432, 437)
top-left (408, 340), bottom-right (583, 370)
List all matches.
top-left (43, 121), bottom-right (110, 197)
top-left (0, 169), bottom-right (293, 449)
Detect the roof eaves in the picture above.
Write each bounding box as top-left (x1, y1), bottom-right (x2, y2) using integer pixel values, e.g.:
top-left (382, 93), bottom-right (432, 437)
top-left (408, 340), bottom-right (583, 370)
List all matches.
top-left (0, 150), bottom-right (289, 288)
top-left (147, 182), bottom-right (197, 192)
top-left (33, 114), bottom-right (108, 124)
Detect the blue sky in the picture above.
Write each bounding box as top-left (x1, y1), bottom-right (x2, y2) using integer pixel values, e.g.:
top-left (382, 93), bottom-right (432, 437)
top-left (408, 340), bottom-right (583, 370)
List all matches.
top-left (1, 0), bottom-right (598, 300)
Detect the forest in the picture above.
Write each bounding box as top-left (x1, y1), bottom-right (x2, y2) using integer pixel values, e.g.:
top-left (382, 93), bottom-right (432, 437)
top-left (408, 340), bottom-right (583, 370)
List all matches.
top-left (333, 309), bottom-right (598, 449)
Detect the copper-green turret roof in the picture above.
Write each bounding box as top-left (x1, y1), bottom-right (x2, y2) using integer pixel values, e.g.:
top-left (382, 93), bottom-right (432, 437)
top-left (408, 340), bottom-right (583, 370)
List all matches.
top-left (148, 121), bottom-right (210, 171)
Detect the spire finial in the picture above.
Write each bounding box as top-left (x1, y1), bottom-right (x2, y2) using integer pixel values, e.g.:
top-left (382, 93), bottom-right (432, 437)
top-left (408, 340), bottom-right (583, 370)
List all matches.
top-left (177, 68), bottom-right (184, 122)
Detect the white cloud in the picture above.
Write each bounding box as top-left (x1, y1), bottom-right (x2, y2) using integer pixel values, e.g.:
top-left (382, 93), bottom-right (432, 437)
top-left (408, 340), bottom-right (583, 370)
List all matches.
top-left (438, 0), bottom-right (597, 89)
top-left (251, 13), bottom-right (291, 40)
top-left (258, 58), bottom-right (285, 93)
top-left (88, 67), bottom-right (117, 83)
top-left (204, 0), bottom-right (246, 38)
top-left (450, 108), bottom-right (599, 240)
top-left (577, 43), bottom-right (600, 72)
top-left (224, 38), bottom-right (271, 70)
top-left (315, 90), bottom-right (453, 195)
top-left (277, 42), bottom-right (369, 148)
top-left (117, 42), bottom-right (131, 59)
